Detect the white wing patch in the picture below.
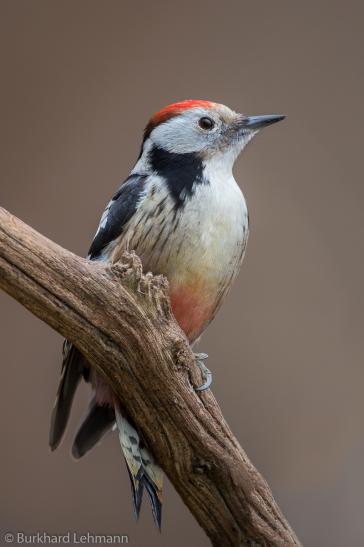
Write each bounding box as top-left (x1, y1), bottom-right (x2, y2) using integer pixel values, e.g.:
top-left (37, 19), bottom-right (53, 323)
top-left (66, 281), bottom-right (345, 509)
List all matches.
top-left (96, 199), bottom-right (113, 235)
top-left (86, 200), bottom-right (113, 260)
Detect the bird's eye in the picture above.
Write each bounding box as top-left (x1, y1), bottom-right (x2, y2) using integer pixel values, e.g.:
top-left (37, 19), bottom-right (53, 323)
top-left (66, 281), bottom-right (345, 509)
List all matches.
top-left (198, 117), bottom-right (215, 130)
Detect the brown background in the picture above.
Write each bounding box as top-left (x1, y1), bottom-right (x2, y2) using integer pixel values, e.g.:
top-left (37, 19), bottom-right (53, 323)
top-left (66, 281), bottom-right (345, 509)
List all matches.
top-left (1, 1), bottom-right (363, 546)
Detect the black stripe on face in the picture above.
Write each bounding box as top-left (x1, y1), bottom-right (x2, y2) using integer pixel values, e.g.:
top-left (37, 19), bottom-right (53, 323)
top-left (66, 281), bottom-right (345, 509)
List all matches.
top-left (149, 146), bottom-right (205, 209)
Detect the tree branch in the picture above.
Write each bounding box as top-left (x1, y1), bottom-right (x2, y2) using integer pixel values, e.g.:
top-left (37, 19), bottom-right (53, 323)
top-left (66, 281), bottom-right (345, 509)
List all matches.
top-left (0, 207), bottom-right (301, 546)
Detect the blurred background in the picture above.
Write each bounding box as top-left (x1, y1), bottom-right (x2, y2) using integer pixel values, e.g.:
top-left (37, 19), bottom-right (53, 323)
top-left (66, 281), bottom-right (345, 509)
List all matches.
top-left (1, 1), bottom-right (363, 545)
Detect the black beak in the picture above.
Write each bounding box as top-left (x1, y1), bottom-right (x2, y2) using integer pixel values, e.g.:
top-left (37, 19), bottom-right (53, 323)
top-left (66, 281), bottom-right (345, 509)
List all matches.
top-left (242, 114), bottom-right (285, 130)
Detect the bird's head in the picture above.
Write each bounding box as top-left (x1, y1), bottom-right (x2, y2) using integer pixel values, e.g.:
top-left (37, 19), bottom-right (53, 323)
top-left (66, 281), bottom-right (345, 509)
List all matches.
top-left (138, 100), bottom-right (285, 171)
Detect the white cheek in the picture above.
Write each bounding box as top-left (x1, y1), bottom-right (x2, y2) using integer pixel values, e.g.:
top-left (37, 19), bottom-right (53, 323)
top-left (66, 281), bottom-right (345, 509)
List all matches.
top-left (151, 118), bottom-right (205, 154)
top-left (150, 108), bottom-right (222, 154)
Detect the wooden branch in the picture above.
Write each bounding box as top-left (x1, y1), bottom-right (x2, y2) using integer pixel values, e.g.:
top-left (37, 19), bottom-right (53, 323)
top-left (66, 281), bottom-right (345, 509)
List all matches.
top-left (0, 207), bottom-right (301, 546)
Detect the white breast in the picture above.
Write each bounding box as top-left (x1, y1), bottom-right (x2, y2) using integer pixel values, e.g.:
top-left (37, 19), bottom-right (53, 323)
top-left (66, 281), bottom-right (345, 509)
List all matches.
top-left (109, 164), bottom-right (248, 291)
top-left (171, 172), bottom-right (248, 283)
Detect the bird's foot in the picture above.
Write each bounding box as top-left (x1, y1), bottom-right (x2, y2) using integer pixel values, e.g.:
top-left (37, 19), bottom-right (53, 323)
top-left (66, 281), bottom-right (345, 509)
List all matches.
top-left (194, 353), bottom-right (212, 392)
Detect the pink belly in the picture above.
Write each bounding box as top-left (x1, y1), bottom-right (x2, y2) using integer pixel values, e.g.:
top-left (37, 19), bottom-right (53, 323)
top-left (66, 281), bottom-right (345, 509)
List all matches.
top-left (169, 285), bottom-right (215, 343)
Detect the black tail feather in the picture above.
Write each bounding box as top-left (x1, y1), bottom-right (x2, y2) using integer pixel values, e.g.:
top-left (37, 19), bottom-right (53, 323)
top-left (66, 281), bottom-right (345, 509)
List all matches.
top-left (49, 343), bottom-right (84, 450)
top-left (126, 466), bottom-right (162, 529)
top-left (143, 473), bottom-right (162, 530)
top-left (72, 401), bottom-right (115, 459)
top-left (115, 405), bottom-right (163, 529)
top-left (126, 466), bottom-right (144, 520)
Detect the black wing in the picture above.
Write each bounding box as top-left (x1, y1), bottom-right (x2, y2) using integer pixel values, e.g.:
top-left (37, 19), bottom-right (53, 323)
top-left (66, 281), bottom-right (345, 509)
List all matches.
top-left (88, 174), bottom-right (148, 260)
top-left (49, 173), bottom-right (147, 450)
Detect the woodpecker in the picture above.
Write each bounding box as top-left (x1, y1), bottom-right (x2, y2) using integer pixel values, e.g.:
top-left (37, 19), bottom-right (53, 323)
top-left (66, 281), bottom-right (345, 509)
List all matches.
top-left (49, 100), bottom-right (284, 528)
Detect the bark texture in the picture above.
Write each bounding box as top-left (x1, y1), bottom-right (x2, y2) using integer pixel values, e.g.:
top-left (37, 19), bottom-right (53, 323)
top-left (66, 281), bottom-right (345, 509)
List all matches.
top-left (0, 207), bottom-right (301, 546)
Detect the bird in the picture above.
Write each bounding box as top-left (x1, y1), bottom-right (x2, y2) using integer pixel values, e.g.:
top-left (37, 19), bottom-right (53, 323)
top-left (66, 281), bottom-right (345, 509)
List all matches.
top-left (49, 99), bottom-right (284, 529)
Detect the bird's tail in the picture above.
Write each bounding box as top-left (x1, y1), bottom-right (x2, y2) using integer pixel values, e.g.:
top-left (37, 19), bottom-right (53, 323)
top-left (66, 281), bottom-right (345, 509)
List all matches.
top-left (115, 404), bottom-right (163, 529)
top-left (49, 344), bottom-right (163, 528)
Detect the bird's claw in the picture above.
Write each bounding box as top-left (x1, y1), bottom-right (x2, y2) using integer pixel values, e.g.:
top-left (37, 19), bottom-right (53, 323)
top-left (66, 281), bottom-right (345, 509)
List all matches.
top-left (194, 353), bottom-right (212, 392)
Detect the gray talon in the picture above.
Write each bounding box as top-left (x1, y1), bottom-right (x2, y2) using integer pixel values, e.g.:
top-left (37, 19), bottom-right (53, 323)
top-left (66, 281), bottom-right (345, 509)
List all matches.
top-left (194, 353), bottom-right (212, 392)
